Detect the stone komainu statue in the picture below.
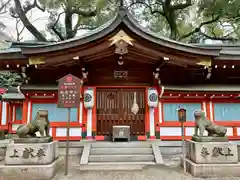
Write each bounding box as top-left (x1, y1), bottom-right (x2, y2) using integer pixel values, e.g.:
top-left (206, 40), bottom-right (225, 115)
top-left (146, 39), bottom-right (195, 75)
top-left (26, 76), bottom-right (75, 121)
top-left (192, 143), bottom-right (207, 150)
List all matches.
top-left (16, 109), bottom-right (50, 138)
top-left (194, 110), bottom-right (227, 137)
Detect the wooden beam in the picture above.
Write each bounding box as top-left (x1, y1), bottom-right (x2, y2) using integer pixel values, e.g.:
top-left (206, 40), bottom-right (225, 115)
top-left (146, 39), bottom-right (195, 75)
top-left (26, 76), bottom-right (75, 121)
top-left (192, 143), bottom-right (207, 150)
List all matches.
top-left (133, 43), bottom-right (199, 65)
top-left (125, 55), bottom-right (156, 64)
top-left (83, 50), bottom-right (115, 62)
top-left (43, 41), bottom-right (111, 64)
top-left (128, 47), bottom-right (159, 60)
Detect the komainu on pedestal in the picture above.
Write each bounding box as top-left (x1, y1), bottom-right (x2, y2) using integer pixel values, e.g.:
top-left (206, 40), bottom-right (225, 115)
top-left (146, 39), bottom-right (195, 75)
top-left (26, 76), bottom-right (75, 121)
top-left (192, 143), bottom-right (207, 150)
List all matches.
top-left (16, 109), bottom-right (51, 139)
top-left (0, 109), bottom-right (63, 180)
top-left (182, 110), bottom-right (240, 178)
top-left (192, 110), bottom-right (228, 142)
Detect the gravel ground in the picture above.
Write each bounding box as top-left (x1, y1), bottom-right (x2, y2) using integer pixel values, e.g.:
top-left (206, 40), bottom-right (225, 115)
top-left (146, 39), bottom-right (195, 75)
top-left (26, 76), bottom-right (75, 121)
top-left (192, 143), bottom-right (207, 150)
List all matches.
top-left (51, 159), bottom-right (240, 180)
top-left (1, 158), bottom-right (240, 180)
top-left (51, 165), bottom-right (240, 180)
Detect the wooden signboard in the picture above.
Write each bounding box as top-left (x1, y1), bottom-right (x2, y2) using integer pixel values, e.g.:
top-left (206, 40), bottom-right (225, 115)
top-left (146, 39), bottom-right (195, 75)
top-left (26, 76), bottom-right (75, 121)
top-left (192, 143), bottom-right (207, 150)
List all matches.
top-left (57, 74), bottom-right (81, 108)
top-left (57, 74), bottom-right (81, 176)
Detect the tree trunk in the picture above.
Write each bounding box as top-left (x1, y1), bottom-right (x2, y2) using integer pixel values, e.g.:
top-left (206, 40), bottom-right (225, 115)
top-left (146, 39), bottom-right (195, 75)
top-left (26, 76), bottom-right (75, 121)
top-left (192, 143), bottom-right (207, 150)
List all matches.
top-left (168, 13), bottom-right (178, 40)
top-left (65, 12), bottom-right (74, 39)
top-left (14, 0), bottom-right (47, 41)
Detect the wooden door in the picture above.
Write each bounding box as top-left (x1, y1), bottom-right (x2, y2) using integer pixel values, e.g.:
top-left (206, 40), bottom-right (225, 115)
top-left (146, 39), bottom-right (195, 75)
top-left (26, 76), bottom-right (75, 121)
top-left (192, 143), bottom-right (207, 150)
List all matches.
top-left (96, 88), bottom-right (145, 136)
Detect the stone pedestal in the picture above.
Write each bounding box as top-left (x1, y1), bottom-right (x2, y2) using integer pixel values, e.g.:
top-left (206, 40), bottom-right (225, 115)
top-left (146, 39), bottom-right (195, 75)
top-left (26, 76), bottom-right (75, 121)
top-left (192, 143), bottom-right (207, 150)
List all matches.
top-left (183, 140), bottom-right (240, 177)
top-left (0, 140), bottom-right (63, 180)
top-left (0, 139), bottom-right (11, 161)
top-left (5, 140), bottom-right (58, 165)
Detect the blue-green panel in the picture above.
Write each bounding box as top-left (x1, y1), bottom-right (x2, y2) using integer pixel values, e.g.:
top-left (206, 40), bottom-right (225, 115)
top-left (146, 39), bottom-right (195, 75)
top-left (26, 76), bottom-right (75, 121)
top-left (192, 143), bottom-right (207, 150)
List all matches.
top-left (16, 106), bottom-right (22, 120)
top-left (163, 103), bottom-right (202, 121)
top-left (31, 103), bottom-right (78, 122)
top-left (214, 103), bottom-right (240, 121)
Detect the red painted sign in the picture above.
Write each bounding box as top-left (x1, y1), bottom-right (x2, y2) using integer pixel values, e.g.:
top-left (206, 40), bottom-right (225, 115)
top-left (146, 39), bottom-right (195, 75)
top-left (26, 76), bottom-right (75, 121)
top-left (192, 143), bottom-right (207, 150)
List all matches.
top-left (0, 88), bottom-right (6, 94)
top-left (57, 74), bottom-right (81, 108)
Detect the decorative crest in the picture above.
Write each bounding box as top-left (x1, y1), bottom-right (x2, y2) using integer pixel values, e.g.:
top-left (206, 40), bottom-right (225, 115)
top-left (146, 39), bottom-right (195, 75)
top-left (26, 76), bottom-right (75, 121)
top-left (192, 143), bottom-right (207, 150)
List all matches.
top-left (196, 59), bottom-right (212, 67)
top-left (109, 30), bottom-right (133, 46)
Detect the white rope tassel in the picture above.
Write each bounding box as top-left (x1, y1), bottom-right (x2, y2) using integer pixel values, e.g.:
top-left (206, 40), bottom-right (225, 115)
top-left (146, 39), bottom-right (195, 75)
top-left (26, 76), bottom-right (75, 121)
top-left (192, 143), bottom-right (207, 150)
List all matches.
top-left (159, 86), bottom-right (164, 99)
top-left (131, 92), bottom-right (139, 115)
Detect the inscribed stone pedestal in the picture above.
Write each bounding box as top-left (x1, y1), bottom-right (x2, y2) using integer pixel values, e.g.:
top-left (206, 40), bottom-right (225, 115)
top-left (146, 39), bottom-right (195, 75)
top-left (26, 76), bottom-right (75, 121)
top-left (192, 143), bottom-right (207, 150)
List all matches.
top-left (5, 141), bottom-right (58, 165)
top-left (186, 140), bottom-right (238, 164)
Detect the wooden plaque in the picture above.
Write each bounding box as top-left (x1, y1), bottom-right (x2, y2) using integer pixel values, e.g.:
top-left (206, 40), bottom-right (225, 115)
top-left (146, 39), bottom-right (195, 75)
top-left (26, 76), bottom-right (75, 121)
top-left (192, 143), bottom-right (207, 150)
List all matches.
top-left (57, 74), bottom-right (81, 108)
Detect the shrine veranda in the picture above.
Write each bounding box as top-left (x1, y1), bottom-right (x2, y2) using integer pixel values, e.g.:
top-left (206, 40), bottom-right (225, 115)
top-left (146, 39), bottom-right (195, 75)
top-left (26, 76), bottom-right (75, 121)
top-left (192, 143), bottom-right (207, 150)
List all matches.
top-left (1, 8), bottom-right (240, 142)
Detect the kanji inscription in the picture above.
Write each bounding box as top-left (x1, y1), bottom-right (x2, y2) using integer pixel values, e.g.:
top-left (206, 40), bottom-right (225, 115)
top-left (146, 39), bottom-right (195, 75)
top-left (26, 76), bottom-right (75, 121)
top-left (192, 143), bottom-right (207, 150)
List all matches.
top-left (200, 146), bottom-right (234, 157)
top-left (57, 74), bottom-right (81, 108)
top-left (201, 147), bottom-right (210, 157)
top-left (9, 148), bottom-right (46, 159)
top-left (9, 149), bottom-right (19, 158)
top-left (212, 147), bottom-right (234, 157)
top-left (22, 148), bottom-right (35, 158)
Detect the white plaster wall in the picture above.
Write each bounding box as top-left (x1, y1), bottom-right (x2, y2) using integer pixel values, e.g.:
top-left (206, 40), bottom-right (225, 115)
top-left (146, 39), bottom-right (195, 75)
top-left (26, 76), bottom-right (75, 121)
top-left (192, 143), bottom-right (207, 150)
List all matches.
top-left (56, 128), bottom-right (81, 137)
top-left (56, 128), bottom-right (66, 136)
top-left (70, 128), bottom-right (82, 136)
top-left (1, 102), bottom-right (7, 125)
top-left (35, 128), bottom-right (52, 137)
top-left (185, 127), bottom-right (208, 136)
top-left (237, 128), bottom-right (240, 136)
top-left (185, 127), bottom-right (194, 136)
top-left (159, 127), bottom-right (182, 136)
top-left (226, 127), bottom-right (233, 136)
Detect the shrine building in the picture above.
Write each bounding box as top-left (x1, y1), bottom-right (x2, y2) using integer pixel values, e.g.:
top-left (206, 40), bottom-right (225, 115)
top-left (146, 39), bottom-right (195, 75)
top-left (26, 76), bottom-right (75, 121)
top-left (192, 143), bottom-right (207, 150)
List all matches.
top-left (1, 8), bottom-right (240, 141)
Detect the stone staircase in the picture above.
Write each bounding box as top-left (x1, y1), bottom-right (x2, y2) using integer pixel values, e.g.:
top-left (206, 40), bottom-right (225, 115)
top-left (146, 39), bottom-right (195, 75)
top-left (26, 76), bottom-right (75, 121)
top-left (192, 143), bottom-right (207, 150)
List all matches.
top-left (79, 142), bottom-right (163, 170)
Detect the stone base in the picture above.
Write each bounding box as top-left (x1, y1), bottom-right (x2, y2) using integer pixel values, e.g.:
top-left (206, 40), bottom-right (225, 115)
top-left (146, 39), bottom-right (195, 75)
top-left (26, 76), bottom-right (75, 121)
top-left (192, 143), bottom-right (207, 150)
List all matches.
top-left (184, 157), bottom-right (240, 177)
top-left (192, 136), bottom-right (228, 142)
top-left (13, 137), bottom-right (53, 144)
top-left (5, 141), bottom-right (58, 165)
top-left (0, 157), bottom-right (63, 180)
top-left (0, 139), bottom-right (10, 161)
top-left (186, 140), bottom-right (238, 164)
top-left (0, 148), bottom-right (5, 161)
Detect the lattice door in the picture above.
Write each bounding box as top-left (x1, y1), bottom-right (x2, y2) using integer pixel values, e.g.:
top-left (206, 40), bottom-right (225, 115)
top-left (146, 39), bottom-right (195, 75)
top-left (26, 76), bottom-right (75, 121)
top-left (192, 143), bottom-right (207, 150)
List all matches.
top-left (96, 88), bottom-right (145, 136)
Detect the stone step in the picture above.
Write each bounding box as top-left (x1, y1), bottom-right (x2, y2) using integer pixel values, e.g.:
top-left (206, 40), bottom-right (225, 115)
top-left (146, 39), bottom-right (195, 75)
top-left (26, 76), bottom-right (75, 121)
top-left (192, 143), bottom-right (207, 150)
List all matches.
top-left (91, 142), bottom-right (152, 148)
top-left (89, 154), bottom-right (155, 162)
top-left (91, 147), bottom-right (153, 155)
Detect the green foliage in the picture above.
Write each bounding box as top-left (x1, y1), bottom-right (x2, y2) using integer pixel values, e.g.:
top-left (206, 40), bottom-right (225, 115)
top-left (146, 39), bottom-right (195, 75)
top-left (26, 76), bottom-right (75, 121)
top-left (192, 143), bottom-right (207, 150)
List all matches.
top-left (128, 0), bottom-right (240, 43)
top-left (38, 0), bottom-right (116, 40)
top-left (0, 71), bottom-right (23, 88)
top-left (2, 0), bottom-right (240, 43)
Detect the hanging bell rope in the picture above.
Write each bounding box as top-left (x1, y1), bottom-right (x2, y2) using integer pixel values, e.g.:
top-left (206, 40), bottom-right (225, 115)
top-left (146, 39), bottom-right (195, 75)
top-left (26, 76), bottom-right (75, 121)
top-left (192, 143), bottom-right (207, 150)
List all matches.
top-left (131, 92), bottom-right (139, 115)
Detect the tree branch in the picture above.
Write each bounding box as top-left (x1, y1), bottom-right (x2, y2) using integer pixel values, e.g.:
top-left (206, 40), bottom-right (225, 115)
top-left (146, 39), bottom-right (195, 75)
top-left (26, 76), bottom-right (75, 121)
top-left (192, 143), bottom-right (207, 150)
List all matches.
top-left (199, 31), bottom-right (238, 42)
top-left (51, 26), bottom-right (65, 41)
top-left (47, 11), bottom-right (65, 40)
top-left (179, 15), bottom-right (221, 40)
top-left (0, 0), bottom-right (11, 14)
top-left (128, 0), bottom-right (164, 16)
top-left (70, 9), bottom-right (97, 17)
top-left (15, 18), bottom-right (25, 41)
top-left (51, 12), bottom-right (64, 30)
top-left (172, 0), bottom-right (192, 10)
top-left (22, 0), bottom-right (45, 14)
top-left (12, 0), bottom-right (47, 41)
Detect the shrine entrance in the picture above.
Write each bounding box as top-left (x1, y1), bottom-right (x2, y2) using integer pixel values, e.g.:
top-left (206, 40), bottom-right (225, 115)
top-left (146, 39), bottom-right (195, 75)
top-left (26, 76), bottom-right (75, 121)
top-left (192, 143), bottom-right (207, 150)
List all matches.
top-left (96, 88), bottom-right (145, 137)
